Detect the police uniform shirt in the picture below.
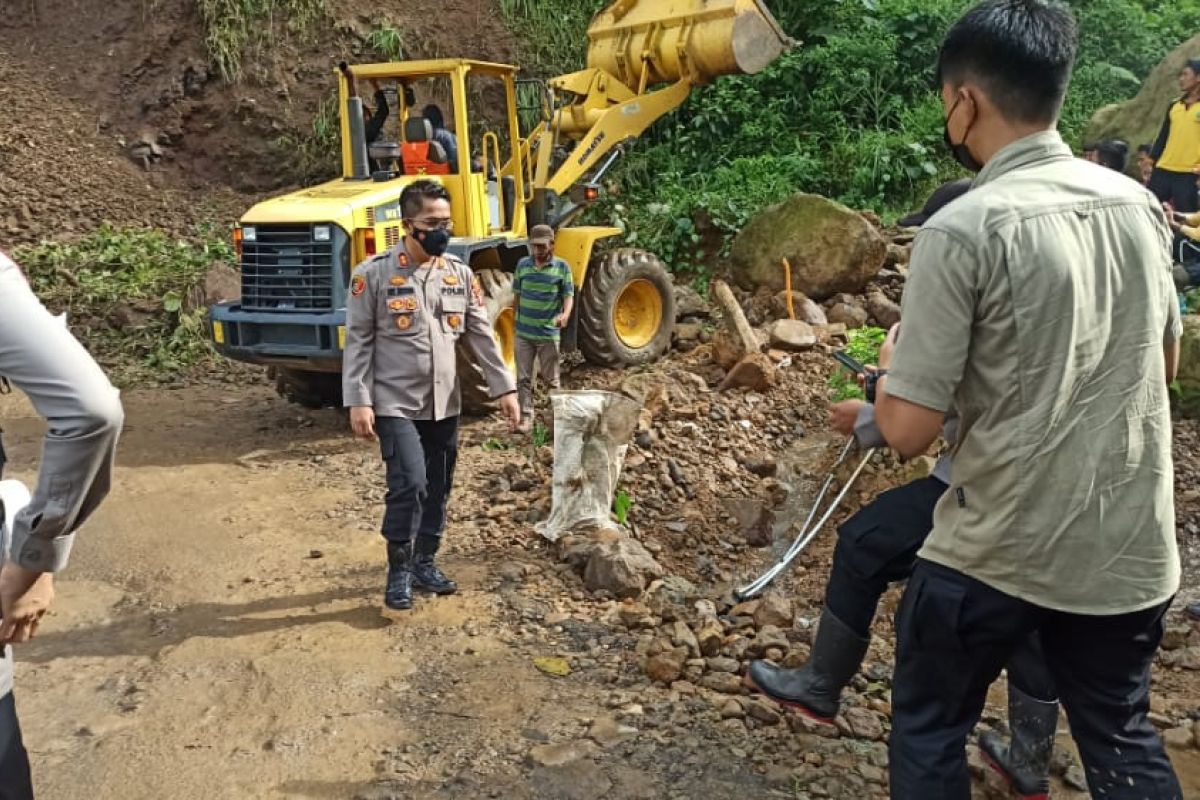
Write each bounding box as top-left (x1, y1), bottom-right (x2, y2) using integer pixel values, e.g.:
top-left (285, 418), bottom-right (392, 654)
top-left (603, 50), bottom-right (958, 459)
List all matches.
top-left (342, 243), bottom-right (515, 420)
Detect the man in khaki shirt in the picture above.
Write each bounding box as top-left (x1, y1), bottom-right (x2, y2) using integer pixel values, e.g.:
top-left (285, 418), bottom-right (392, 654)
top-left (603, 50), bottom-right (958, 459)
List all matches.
top-left (873, 3), bottom-right (1183, 798)
top-left (344, 180), bottom-right (519, 611)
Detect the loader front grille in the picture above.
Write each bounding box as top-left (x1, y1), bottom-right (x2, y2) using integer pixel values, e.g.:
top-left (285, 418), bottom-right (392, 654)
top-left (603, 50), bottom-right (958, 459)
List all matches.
top-left (240, 225), bottom-right (343, 311)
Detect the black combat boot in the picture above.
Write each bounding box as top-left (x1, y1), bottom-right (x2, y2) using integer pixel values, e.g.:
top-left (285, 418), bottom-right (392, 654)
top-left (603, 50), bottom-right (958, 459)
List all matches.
top-left (384, 541), bottom-right (414, 610)
top-left (748, 609), bottom-right (870, 722)
top-left (979, 687), bottom-right (1058, 800)
top-left (411, 536), bottom-right (457, 595)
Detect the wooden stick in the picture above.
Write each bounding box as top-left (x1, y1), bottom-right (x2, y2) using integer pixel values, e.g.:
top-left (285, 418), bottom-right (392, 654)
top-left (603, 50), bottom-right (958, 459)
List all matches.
top-left (782, 258), bottom-right (795, 320)
top-left (710, 280), bottom-right (760, 357)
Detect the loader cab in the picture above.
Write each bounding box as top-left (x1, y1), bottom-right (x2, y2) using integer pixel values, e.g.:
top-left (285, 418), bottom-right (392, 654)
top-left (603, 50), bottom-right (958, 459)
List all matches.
top-left (337, 59), bottom-right (530, 252)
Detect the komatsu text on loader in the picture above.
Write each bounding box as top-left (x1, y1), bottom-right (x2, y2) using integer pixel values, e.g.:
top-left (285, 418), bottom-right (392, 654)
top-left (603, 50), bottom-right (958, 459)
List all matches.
top-left (208, 0), bottom-right (792, 410)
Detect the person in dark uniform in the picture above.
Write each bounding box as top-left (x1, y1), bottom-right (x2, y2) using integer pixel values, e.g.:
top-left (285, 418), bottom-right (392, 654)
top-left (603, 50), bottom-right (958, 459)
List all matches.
top-left (343, 180), bottom-right (519, 611)
top-left (421, 105), bottom-right (460, 172)
top-left (364, 79), bottom-right (390, 145)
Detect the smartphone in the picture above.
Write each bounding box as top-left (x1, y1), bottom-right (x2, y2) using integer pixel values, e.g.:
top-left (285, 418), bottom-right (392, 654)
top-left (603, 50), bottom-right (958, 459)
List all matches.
top-left (832, 350), bottom-right (866, 375)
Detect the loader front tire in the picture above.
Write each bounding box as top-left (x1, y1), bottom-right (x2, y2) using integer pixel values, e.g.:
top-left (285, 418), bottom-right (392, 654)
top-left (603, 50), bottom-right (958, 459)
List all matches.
top-left (578, 249), bottom-right (675, 368)
top-left (457, 268), bottom-right (516, 416)
top-left (270, 368), bottom-right (342, 409)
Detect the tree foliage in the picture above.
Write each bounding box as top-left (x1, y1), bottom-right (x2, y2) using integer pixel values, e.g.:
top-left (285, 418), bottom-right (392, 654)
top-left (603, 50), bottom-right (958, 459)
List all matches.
top-left (501, 0), bottom-right (1200, 283)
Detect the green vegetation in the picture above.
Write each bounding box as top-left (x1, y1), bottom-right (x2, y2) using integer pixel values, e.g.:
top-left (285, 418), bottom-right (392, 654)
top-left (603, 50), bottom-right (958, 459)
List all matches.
top-left (196, 0), bottom-right (326, 81)
top-left (276, 91), bottom-right (340, 185)
top-left (13, 226), bottom-right (235, 380)
top-left (497, 0), bottom-right (594, 77)
top-left (367, 24), bottom-right (406, 62)
top-left (501, 0), bottom-right (1200, 283)
top-left (531, 421), bottom-right (552, 448)
top-left (829, 327), bottom-right (887, 401)
top-left (613, 488), bottom-right (633, 526)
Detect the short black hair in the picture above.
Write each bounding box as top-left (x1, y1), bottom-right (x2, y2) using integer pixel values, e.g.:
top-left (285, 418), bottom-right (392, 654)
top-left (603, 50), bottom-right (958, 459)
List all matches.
top-left (1137, 143), bottom-right (1153, 155)
top-left (1096, 139), bottom-right (1128, 172)
top-left (937, 0), bottom-right (1078, 125)
top-left (422, 104), bottom-right (445, 130)
top-left (1187, 58), bottom-right (1200, 75)
top-left (400, 180), bottom-right (450, 217)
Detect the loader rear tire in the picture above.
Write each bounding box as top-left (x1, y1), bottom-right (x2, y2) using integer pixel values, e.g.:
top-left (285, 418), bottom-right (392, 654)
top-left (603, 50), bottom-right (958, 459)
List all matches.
top-left (457, 268), bottom-right (516, 416)
top-left (578, 249), bottom-right (675, 368)
top-left (270, 367), bottom-right (342, 409)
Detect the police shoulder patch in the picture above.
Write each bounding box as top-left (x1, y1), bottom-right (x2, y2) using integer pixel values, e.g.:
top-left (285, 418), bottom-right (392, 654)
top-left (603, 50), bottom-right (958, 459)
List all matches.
top-left (351, 275), bottom-right (367, 297)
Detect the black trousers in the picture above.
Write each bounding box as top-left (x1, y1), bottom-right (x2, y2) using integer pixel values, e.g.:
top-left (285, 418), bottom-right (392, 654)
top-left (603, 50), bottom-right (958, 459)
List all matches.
top-left (890, 559), bottom-right (1181, 800)
top-left (1149, 167), bottom-right (1200, 212)
top-left (376, 416), bottom-right (459, 550)
top-left (826, 476), bottom-right (1058, 705)
top-left (0, 691), bottom-right (33, 800)
top-left (826, 476), bottom-right (945, 636)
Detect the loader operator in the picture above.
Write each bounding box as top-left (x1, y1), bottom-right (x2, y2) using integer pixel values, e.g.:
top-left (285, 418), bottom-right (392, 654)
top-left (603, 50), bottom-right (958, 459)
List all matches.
top-left (748, 185), bottom-right (1061, 800)
top-left (0, 249), bottom-right (124, 797)
top-left (343, 180), bottom-right (520, 612)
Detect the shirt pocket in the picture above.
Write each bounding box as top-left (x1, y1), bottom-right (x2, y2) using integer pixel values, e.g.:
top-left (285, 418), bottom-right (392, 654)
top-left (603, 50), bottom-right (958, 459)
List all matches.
top-left (440, 294), bottom-right (468, 336)
top-left (383, 288), bottom-right (422, 338)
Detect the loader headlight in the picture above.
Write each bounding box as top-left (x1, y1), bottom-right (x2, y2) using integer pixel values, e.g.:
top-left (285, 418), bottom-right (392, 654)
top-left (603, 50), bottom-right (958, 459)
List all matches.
top-left (313, 225), bottom-right (332, 242)
top-left (242, 226), bottom-right (257, 243)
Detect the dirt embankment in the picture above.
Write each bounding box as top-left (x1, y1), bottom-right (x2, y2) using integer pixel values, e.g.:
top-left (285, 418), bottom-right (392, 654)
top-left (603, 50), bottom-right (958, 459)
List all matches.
top-left (1, 0), bottom-right (517, 245)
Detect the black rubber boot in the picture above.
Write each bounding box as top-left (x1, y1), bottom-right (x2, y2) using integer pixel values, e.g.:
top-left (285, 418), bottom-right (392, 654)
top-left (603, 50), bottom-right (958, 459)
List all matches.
top-left (411, 537), bottom-right (457, 595)
top-left (979, 686), bottom-right (1058, 800)
top-left (748, 609), bottom-right (869, 722)
top-left (384, 541), bottom-right (413, 610)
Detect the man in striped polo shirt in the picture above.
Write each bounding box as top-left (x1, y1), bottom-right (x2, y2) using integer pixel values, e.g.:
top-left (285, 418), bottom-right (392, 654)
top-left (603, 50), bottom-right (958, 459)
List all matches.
top-left (513, 224), bottom-right (574, 433)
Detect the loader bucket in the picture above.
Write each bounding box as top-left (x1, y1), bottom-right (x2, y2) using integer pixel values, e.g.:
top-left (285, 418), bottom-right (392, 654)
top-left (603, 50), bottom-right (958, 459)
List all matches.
top-left (587, 0), bottom-right (792, 89)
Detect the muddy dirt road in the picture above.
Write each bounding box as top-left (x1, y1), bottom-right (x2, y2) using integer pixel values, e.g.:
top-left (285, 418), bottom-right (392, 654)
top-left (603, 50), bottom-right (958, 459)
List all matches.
top-left (2, 382), bottom-right (1199, 799)
top-left (0, 384), bottom-right (783, 799)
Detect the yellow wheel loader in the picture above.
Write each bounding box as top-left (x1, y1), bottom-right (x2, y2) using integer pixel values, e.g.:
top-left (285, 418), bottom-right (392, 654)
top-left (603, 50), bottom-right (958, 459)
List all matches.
top-left (208, 0), bottom-right (792, 410)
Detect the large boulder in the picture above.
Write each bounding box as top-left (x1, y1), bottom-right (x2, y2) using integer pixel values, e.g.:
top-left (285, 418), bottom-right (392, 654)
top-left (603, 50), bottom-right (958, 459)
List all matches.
top-left (583, 534), bottom-right (665, 599)
top-left (730, 194), bottom-right (887, 300)
top-left (1086, 34), bottom-right (1200, 165)
top-left (1177, 315), bottom-right (1200, 419)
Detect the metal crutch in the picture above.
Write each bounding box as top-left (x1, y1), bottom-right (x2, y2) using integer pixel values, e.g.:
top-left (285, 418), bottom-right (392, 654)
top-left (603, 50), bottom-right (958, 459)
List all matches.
top-left (734, 441), bottom-right (875, 601)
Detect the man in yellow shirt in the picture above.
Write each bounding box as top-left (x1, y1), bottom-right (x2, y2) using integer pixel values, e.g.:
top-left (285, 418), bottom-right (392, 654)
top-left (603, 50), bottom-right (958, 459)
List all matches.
top-left (1148, 58), bottom-right (1200, 212)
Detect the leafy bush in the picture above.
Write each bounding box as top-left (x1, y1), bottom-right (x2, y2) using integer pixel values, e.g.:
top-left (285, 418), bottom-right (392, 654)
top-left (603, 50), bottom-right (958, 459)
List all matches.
top-left (502, 0), bottom-right (1200, 277)
top-left (828, 327), bottom-right (887, 402)
top-left (13, 225), bottom-right (235, 378)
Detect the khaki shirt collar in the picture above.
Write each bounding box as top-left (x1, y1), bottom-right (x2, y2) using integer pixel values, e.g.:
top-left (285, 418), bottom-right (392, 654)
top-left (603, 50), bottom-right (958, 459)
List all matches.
top-left (974, 130), bottom-right (1073, 189)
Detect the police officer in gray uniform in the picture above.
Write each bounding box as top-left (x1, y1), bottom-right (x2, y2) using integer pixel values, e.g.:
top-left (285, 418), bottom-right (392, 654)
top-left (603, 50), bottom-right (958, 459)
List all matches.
top-left (0, 250), bottom-right (124, 797)
top-left (344, 180), bottom-right (519, 611)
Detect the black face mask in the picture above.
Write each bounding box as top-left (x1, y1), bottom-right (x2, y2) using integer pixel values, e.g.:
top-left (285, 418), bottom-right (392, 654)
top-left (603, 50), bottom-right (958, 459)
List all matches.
top-left (411, 226), bottom-right (450, 257)
top-left (943, 97), bottom-right (983, 173)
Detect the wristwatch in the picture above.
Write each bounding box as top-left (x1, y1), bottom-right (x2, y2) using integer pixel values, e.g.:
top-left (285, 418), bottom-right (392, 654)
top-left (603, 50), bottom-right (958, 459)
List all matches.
top-left (865, 369), bottom-right (888, 403)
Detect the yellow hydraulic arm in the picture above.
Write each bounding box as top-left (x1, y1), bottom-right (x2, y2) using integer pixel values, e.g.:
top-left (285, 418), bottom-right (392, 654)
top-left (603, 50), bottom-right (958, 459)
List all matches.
top-left (537, 0), bottom-right (793, 197)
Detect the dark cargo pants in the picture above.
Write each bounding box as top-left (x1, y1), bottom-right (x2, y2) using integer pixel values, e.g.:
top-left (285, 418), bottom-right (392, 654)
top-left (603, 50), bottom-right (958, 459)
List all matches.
top-left (827, 475), bottom-right (1058, 703)
top-left (890, 559), bottom-right (1181, 800)
top-left (376, 416), bottom-right (458, 553)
